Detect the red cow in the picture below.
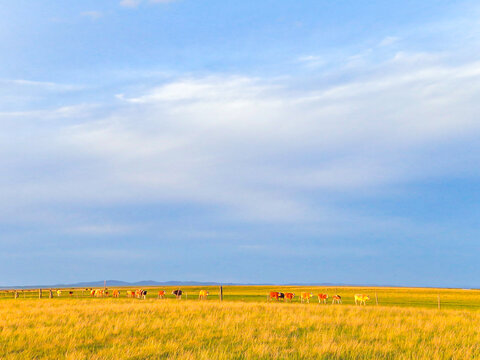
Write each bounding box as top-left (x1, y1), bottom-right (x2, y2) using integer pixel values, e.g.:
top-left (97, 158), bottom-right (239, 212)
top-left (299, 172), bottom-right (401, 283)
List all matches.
top-left (268, 291), bottom-right (280, 301)
top-left (285, 293), bottom-right (295, 301)
top-left (318, 293), bottom-right (328, 304)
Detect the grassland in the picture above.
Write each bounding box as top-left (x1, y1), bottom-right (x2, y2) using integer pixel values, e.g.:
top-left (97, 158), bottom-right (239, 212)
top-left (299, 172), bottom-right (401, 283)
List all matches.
top-left (1, 286), bottom-right (480, 359)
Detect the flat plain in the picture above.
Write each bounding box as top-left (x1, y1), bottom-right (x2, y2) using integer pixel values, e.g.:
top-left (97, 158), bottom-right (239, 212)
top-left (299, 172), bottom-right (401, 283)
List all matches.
top-left (1, 286), bottom-right (480, 359)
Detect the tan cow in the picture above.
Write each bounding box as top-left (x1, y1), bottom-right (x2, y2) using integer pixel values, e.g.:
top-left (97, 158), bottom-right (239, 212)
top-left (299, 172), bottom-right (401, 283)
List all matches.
top-left (354, 294), bottom-right (370, 305)
top-left (300, 292), bottom-right (313, 303)
top-left (198, 290), bottom-right (209, 300)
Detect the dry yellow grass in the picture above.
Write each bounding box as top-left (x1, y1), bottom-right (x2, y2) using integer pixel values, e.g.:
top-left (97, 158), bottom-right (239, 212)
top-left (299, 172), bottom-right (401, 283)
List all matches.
top-left (1, 297), bottom-right (480, 359)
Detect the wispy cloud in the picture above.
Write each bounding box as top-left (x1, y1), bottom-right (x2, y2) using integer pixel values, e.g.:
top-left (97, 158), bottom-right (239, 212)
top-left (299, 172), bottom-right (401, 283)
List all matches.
top-left (119, 0), bottom-right (142, 8)
top-left (0, 79), bottom-right (80, 91)
top-left (81, 11), bottom-right (103, 20)
top-left (120, 0), bottom-right (176, 8)
top-left (297, 55), bottom-right (325, 68)
top-left (379, 36), bottom-right (400, 47)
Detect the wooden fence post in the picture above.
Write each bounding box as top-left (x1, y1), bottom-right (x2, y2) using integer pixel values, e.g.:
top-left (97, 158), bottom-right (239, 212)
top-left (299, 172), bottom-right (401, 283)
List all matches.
top-left (14, 290), bottom-right (18, 299)
top-left (220, 285), bottom-right (223, 301)
top-left (49, 289), bottom-right (53, 298)
top-left (39, 289), bottom-right (42, 299)
top-left (437, 294), bottom-right (441, 309)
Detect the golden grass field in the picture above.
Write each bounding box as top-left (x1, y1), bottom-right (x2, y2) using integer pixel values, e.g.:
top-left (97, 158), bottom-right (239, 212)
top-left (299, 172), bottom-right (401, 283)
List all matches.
top-left (1, 286), bottom-right (480, 359)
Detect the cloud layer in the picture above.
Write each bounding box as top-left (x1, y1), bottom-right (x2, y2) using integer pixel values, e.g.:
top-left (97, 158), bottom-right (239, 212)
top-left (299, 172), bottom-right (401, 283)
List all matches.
top-left (3, 49), bottom-right (480, 231)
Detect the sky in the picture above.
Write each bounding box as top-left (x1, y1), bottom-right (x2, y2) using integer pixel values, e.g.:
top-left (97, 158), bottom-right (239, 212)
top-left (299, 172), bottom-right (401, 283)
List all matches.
top-left (1, 0), bottom-right (480, 287)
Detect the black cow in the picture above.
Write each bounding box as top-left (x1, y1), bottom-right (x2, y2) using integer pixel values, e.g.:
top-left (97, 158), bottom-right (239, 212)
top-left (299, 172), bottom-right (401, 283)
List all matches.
top-left (278, 292), bottom-right (285, 300)
top-left (172, 289), bottom-right (183, 299)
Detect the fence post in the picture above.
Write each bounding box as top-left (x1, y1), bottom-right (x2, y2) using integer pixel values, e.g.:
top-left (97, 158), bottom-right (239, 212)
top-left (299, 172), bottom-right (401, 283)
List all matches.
top-left (49, 289), bottom-right (53, 298)
top-left (39, 289), bottom-right (42, 299)
top-left (375, 291), bottom-right (378, 305)
top-left (219, 285), bottom-right (223, 301)
top-left (437, 294), bottom-right (441, 309)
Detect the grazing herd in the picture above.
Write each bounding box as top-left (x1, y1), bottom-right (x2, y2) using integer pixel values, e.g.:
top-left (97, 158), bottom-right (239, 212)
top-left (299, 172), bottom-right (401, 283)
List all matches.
top-left (269, 291), bottom-right (369, 305)
top-left (50, 288), bottom-right (371, 305)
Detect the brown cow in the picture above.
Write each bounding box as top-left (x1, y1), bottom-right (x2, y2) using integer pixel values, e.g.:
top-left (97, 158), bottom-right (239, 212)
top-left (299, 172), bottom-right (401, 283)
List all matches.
top-left (332, 295), bottom-right (342, 304)
top-left (112, 290), bottom-right (120, 298)
top-left (158, 290), bottom-right (166, 299)
top-left (285, 293), bottom-right (295, 302)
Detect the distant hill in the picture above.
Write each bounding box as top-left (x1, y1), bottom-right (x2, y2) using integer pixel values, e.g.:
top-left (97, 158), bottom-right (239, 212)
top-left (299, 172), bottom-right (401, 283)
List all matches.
top-left (0, 280), bottom-right (394, 290)
top-left (0, 280), bottom-right (244, 289)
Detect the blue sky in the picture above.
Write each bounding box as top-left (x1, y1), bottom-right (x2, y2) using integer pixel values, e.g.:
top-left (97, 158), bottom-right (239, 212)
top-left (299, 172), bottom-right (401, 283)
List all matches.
top-left (1, 1), bottom-right (480, 287)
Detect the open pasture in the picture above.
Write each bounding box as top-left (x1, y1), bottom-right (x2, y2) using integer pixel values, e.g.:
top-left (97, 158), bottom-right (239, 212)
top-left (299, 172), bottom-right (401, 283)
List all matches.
top-left (3, 285), bottom-right (480, 310)
top-left (1, 294), bottom-right (480, 359)
top-left (1, 287), bottom-right (480, 359)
